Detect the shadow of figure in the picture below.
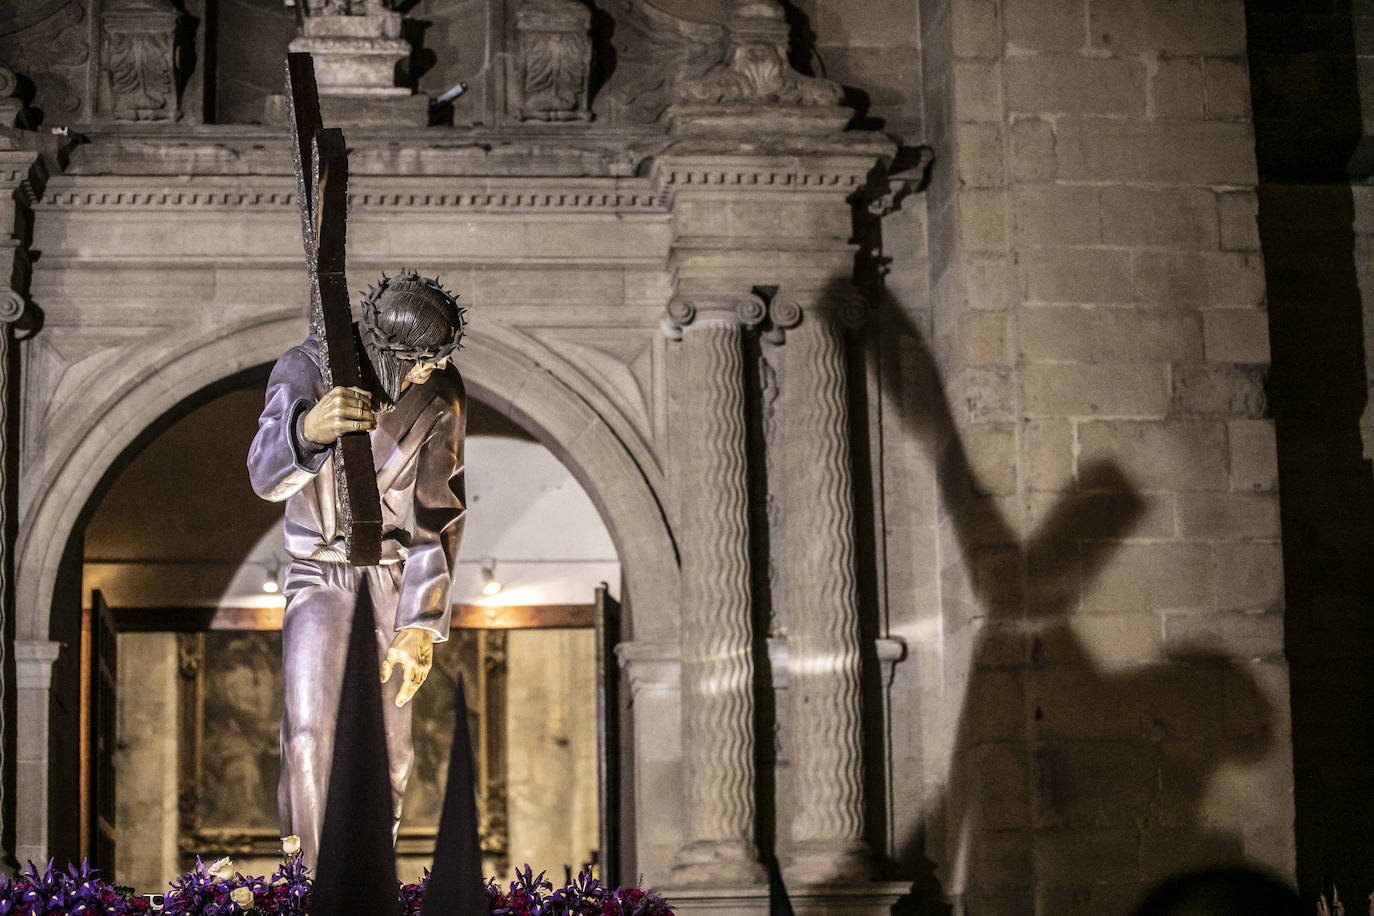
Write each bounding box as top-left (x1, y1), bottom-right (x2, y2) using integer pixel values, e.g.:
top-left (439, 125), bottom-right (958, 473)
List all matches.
top-left (1134, 868), bottom-right (1304, 916)
top-left (850, 273), bottom-right (1282, 912)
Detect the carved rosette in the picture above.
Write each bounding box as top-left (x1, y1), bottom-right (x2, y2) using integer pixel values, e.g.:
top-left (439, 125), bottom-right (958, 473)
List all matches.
top-left (774, 287), bottom-right (875, 883)
top-left (515, 0), bottom-right (594, 122)
top-left (100, 0), bottom-right (181, 122)
top-left (668, 294), bottom-right (767, 885)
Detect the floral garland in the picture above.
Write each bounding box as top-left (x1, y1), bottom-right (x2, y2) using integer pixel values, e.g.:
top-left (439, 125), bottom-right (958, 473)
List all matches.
top-left (4, 838), bottom-right (674, 916)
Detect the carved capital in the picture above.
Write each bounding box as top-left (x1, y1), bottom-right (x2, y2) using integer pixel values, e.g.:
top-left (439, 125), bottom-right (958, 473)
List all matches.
top-left (864, 146), bottom-right (935, 217)
top-left (662, 292), bottom-right (768, 339)
top-left (770, 286), bottom-right (872, 334)
top-left (614, 641), bottom-right (680, 698)
top-left (15, 639), bottom-right (62, 690)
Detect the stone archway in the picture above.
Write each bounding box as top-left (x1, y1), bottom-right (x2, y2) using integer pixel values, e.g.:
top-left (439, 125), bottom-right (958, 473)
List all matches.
top-left (12, 311), bottom-right (680, 867)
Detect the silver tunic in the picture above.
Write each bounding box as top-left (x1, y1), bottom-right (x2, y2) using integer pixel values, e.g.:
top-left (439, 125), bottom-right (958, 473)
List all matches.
top-left (247, 333), bottom-right (467, 867)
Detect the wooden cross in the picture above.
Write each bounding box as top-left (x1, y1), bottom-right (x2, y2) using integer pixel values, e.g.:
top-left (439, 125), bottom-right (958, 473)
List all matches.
top-left (285, 52), bottom-right (383, 566)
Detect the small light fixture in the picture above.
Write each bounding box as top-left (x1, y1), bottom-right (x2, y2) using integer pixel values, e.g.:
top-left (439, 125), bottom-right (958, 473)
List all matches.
top-left (262, 559), bottom-right (281, 594)
top-left (481, 560), bottom-right (502, 597)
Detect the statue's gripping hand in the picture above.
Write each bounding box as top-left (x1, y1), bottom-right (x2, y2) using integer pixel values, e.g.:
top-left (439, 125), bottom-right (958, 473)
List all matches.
top-left (381, 627), bottom-right (434, 708)
top-left (302, 386), bottom-right (375, 447)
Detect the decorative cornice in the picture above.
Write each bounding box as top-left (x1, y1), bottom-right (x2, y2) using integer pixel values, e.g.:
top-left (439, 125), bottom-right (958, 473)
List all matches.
top-left (654, 161), bottom-right (868, 196)
top-left (34, 176), bottom-right (667, 213)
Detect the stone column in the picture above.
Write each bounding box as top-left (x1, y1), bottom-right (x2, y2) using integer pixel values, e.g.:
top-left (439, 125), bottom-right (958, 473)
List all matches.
top-left (664, 294), bottom-right (767, 886)
top-left (0, 148), bottom-right (44, 869)
top-left (773, 287), bottom-right (876, 884)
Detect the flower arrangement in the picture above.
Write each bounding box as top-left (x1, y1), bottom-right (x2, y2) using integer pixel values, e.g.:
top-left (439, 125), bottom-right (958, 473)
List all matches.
top-left (27, 837), bottom-right (676, 916)
top-left (0, 859), bottom-right (152, 914)
top-left (160, 852), bottom-right (310, 916)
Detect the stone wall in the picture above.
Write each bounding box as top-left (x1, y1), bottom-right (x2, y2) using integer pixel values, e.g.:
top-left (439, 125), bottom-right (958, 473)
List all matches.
top-left (0, 0), bottom-right (1326, 909)
top-left (899, 0), bottom-right (1295, 909)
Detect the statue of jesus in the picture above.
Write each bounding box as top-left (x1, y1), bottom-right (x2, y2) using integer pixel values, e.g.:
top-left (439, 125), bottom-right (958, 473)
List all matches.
top-left (247, 270), bottom-right (468, 868)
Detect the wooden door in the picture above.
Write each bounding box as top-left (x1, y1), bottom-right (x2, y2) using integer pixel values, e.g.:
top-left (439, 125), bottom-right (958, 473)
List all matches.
top-left (87, 591), bottom-right (117, 871)
top-left (594, 584), bottom-right (621, 886)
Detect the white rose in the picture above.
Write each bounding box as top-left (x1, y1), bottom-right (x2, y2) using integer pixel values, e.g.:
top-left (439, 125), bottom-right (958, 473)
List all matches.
top-left (230, 886), bottom-right (254, 908)
top-left (281, 835), bottom-right (301, 857)
top-left (207, 857), bottom-right (234, 881)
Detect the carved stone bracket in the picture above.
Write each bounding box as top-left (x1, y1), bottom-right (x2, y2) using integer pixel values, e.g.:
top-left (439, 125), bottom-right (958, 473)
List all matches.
top-left (668, 0), bottom-right (851, 137)
top-left (100, 0), bottom-right (181, 122)
top-left (661, 292), bottom-right (768, 341)
top-left (863, 146), bottom-right (936, 217)
top-left (515, 0), bottom-right (594, 122)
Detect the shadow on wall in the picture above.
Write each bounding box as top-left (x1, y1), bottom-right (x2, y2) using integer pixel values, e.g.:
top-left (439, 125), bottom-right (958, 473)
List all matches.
top-left (1244, 0), bottom-right (1374, 900)
top-left (851, 277), bottom-right (1280, 910)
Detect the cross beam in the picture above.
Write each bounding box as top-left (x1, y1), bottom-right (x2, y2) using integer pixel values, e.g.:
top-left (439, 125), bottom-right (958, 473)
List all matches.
top-left (285, 52), bottom-right (383, 566)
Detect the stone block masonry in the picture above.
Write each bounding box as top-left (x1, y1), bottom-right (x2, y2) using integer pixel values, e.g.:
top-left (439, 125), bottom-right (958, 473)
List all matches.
top-left (922, 0), bottom-right (1294, 909)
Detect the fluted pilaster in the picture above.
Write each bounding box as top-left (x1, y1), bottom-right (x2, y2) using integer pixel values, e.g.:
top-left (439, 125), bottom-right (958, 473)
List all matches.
top-left (774, 287), bottom-right (875, 884)
top-left (666, 294), bottom-right (767, 886)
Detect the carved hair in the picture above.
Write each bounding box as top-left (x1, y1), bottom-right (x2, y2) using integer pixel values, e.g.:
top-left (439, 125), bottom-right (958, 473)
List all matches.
top-left (359, 270), bottom-right (466, 405)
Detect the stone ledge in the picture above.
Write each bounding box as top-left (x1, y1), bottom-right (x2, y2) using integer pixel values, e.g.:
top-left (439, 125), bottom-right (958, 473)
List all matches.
top-left (664, 882), bottom-right (914, 916)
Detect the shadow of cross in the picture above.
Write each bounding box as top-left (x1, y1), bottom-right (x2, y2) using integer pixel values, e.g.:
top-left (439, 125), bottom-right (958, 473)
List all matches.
top-left (861, 283), bottom-right (1278, 915)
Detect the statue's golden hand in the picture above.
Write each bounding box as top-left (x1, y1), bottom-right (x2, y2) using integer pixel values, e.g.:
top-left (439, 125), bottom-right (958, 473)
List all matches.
top-left (381, 627), bottom-right (433, 708)
top-left (302, 386), bottom-right (374, 447)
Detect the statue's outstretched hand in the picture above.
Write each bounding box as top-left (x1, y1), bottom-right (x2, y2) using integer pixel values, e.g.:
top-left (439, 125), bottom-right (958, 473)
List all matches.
top-left (302, 386), bottom-right (374, 447)
top-left (381, 627), bottom-right (434, 708)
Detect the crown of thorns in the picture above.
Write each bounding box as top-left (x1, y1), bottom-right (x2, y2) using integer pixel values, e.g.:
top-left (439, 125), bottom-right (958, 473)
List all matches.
top-left (359, 269), bottom-right (467, 362)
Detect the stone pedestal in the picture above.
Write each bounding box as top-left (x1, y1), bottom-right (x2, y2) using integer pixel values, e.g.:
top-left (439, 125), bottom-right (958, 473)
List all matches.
top-left (275, 10), bottom-right (429, 127)
top-left (665, 294), bottom-right (768, 887)
top-left (773, 288), bottom-right (876, 885)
